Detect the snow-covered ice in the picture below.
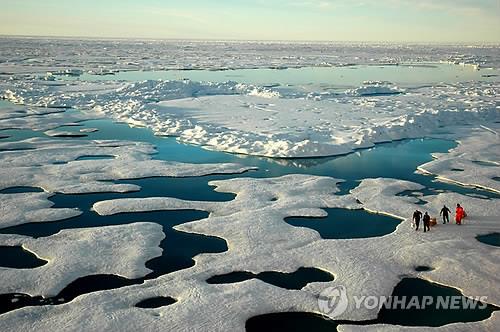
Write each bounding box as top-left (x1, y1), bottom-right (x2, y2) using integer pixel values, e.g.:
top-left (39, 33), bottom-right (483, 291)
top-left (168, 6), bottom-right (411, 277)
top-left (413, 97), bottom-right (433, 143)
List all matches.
top-left (1, 38), bottom-right (499, 73)
top-left (418, 125), bottom-right (500, 193)
top-left (3, 74), bottom-right (497, 158)
top-left (0, 222), bottom-right (163, 297)
top-left (0, 175), bottom-right (498, 331)
top-left (0, 192), bottom-right (81, 228)
top-left (0, 138), bottom-right (254, 194)
top-left (0, 103), bottom-right (99, 131)
top-left (43, 129), bottom-right (88, 137)
top-left (0, 38), bottom-right (498, 331)
top-left (1, 40), bottom-right (497, 161)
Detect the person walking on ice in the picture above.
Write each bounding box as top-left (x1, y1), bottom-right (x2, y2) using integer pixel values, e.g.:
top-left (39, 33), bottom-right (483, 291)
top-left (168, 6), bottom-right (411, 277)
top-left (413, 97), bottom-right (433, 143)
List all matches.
top-left (455, 203), bottom-right (465, 225)
top-left (440, 205), bottom-right (451, 224)
top-left (412, 210), bottom-right (422, 231)
top-left (423, 212), bottom-right (431, 232)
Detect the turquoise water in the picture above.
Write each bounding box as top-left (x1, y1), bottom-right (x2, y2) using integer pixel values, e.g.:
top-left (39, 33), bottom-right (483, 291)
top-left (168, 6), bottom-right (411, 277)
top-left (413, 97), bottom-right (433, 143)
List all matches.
top-left (49, 118), bottom-right (500, 199)
top-left (1, 62), bottom-right (498, 324)
top-left (0, 128), bottom-right (46, 142)
top-left (1, 116), bottom-right (497, 316)
top-left (62, 64), bottom-right (500, 91)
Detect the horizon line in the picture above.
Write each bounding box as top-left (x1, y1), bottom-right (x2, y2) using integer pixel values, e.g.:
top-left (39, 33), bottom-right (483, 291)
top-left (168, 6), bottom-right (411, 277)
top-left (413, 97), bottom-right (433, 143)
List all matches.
top-left (1, 33), bottom-right (499, 46)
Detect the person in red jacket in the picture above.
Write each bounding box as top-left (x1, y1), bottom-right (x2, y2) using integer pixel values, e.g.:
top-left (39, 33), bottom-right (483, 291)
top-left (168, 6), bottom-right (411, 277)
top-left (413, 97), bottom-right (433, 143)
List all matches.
top-left (455, 203), bottom-right (465, 225)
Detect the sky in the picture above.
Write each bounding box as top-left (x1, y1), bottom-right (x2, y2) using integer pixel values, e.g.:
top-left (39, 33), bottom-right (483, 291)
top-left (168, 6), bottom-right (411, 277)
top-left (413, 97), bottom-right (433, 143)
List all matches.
top-left (0, 0), bottom-right (499, 43)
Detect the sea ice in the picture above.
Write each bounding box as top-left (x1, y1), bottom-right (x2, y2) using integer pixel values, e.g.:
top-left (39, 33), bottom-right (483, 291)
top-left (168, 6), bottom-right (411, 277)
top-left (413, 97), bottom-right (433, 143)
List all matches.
top-left (79, 127), bottom-right (99, 133)
top-left (0, 175), bottom-right (497, 331)
top-left (0, 192), bottom-right (81, 228)
top-left (44, 129), bottom-right (88, 137)
top-left (0, 138), bottom-right (254, 194)
top-left (0, 38), bottom-right (498, 331)
top-left (418, 125), bottom-right (500, 193)
top-left (3, 76), bottom-right (497, 158)
top-left (0, 222), bottom-right (164, 297)
top-left (1, 38), bottom-right (499, 72)
top-left (0, 103), bottom-right (99, 132)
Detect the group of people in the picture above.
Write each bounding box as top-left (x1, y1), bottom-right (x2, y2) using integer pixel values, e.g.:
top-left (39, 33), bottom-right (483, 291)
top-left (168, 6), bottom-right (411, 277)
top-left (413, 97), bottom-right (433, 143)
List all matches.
top-left (412, 204), bottom-right (466, 232)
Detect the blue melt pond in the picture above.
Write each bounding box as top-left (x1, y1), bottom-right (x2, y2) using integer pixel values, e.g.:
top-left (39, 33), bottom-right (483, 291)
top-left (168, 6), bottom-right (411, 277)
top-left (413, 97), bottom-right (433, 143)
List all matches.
top-left (476, 233), bottom-right (500, 247)
top-left (285, 208), bottom-right (401, 239)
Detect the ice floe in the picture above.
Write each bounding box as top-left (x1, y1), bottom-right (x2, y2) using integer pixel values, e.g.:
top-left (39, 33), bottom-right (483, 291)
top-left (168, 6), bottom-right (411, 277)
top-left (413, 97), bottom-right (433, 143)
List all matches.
top-left (44, 129), bottom-right (88, 137)
top-left (344, 83), bottom-right (404, 96)
top-left (2, 75), bottom-right (497, 158)
top-left (0, 103), bottom-right (99, 131)
top-left (418, 125), bottom-right (500, 193)
top-left (1, 38), bottom-right (499, 73)
top-left (153, 83), bottom-right (497, 157)
top-left (0, 38), bottom-right (498, 331)
top-left (351, 178), bottom-right (500, 306)
top-left (0, 138), bottom-right (254, 194)
top-left (0, 174), bottom-right (498, 331)
top-left (0, 222), bottom-right (163, 297)
top-left (79, 127), bottom-right (99, 133)
top-left (0, 192), bottom-right (81, 228)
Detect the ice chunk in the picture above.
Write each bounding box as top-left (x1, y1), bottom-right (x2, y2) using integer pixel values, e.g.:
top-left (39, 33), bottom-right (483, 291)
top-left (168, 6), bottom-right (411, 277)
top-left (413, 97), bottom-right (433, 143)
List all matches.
top-left (419, 125), bottom-right (500, 193)
top-left (0, 138), bottom-right (254, 194)
top-left (0, 222), bottom-right (164, 297)
top-left (0, 192), bottom-right (81, 228)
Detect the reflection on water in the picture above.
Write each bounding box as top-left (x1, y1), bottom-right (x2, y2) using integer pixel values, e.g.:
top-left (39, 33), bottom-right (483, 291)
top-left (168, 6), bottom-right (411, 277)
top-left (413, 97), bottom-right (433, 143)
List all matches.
top-left (58, 118), bottom-right (500, 199)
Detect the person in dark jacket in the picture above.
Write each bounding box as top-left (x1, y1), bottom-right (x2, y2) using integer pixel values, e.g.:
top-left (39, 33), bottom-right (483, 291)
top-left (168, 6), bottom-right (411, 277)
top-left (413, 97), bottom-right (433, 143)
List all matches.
top-left (440, 205), bottom-right (451, 224)
top-left (413, 210), bottom-right (423, 231)
top-left (423, 212), bottom-right (431, 232)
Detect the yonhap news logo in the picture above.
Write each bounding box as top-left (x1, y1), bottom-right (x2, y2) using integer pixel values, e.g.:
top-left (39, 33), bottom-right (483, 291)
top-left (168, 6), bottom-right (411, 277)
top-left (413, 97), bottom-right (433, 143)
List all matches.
top-left (318, 285), bottom-right (349, 317)
top-left (318, 285), bottom-right (489, 317)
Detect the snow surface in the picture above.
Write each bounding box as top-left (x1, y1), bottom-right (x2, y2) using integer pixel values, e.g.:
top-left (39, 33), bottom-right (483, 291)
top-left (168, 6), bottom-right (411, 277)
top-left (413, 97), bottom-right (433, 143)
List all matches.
top-left (0, 192), bottom-right (81, 228)
top-left (418, 125), bottom-right (500, 193)
top-left (43, 129), bottom-right (88, 137)
top-left (3, 74), bottom-right (497, 158)
top-left (0, 39), bottom-right (498, 331)
top-left (0, 137), bottom-right (254, 194)
top-left (0, 175), bottom-right (498, 331)
top-left (0, 103), bottom-right (99, 131)
top-left (0, 222), bottom-right (164, 297)
top-left (1, 38), bottom-right (499, 73)
top-left (79, 127), bottom-right (98, 133)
